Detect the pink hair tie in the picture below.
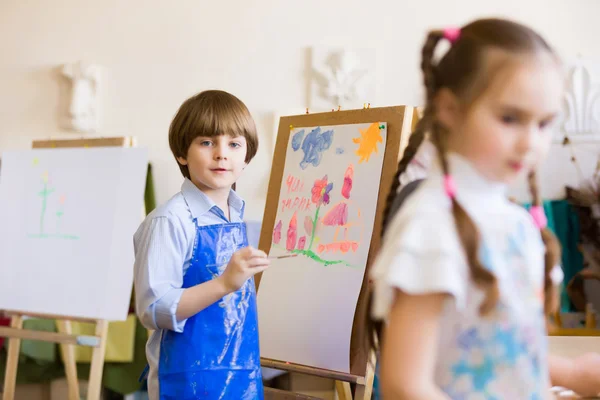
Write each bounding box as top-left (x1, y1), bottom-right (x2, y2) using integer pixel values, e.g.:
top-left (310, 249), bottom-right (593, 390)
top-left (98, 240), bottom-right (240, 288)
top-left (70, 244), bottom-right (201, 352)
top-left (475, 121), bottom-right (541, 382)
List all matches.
top-left (443, 27), bottom-right (461, 44)
top-left (529, 206), bottom-right (547, 229)
top-left (444, 174), bottom-right (457, 199)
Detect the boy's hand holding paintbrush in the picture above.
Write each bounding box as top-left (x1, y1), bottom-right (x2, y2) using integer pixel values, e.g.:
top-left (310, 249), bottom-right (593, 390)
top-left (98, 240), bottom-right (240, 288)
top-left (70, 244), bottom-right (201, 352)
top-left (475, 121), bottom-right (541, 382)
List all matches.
top-left (217, 247), bottom-right (298, 293)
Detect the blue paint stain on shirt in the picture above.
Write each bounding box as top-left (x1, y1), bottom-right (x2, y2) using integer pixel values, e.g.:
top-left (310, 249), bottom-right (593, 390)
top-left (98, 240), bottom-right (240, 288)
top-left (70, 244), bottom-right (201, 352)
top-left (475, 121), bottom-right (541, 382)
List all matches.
top-left (336, 147), bottom-right (344, 154)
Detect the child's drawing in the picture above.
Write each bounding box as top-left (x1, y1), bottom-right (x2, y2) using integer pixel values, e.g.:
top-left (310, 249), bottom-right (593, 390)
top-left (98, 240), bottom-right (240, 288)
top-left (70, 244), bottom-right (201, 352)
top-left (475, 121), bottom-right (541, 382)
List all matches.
top-left (271, 122), bottom-right (385, 268)
top-left (28, 166), bottom-right (79, 240)
top-left (353, 123), bottom-right (384, 163)
top-left (292, 127), bottom-right (334, 170)
top-left (258, 121), bottom-right (387, 374)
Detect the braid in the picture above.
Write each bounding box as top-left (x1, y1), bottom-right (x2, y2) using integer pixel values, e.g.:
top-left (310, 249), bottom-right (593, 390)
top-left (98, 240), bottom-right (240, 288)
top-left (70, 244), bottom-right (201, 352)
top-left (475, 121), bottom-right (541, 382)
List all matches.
top-left (528, 170), bottom-right (541, 205)
top-left (528, 171), bottom-right (561, 313)
top-left (367, 31), bottom-right (446, 354)
top-left (380, 31), bottom-right (444, 238)
top-left (381, 123), bottom-right (426, 236)
top-left (421, 31), bottom-right (444, 101)
top-left (431, 124), bottom-right (499, 315)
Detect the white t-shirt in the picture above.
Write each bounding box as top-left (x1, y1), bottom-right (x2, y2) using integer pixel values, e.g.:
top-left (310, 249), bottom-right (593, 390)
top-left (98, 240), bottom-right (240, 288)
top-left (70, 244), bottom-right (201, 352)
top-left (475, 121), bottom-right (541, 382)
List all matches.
top-left (371, 152), bottom-right (553, 399)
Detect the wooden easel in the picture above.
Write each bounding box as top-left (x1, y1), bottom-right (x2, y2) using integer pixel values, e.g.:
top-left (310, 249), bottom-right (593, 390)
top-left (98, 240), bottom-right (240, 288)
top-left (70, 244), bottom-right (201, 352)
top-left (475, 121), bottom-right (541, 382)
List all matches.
top-left (0, 136), bottom-right (136, 400)
top-left (256, 106), bottom-right (415, 400)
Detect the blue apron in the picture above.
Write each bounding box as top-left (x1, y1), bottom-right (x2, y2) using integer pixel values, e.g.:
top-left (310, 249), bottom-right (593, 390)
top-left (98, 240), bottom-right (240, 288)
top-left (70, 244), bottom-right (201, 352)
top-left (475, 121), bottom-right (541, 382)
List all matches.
top-left (157, 221), bottom-right (263, 399)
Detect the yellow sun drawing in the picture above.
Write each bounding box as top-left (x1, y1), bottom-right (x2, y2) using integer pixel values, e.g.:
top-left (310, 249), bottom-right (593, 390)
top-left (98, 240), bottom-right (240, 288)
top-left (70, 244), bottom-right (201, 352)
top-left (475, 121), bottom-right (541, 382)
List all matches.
top-left (352, 122), bottom-right (383, 163)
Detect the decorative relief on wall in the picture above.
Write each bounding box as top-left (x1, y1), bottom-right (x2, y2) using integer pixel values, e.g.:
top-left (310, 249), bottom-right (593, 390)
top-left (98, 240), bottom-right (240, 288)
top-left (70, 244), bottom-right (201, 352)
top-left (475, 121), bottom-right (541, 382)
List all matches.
top-left (309, 47), bottom-right (376, 111)
top-left (61, 61), bottom-right (101, 133)
top-left (559, 57), bottom-right (600, 142)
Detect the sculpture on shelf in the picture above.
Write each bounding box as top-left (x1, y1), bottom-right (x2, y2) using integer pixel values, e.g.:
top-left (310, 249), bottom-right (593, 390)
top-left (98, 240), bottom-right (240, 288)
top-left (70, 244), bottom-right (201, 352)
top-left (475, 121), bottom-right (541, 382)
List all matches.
top-left (61, 61), bottom-right (101, 133)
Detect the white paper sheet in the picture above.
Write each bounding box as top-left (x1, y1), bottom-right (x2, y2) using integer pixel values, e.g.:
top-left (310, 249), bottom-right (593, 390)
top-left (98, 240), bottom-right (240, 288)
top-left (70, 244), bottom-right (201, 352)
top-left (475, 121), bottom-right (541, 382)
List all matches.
top-left (257, 122), bottom-right (387, 372)
top-left (0, 147), bottom-right (148, 321)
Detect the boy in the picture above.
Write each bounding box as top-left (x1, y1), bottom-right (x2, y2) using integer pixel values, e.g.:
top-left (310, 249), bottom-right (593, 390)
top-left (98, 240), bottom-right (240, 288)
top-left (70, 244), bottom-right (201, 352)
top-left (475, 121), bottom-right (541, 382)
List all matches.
top-left (134, 90), bottom-right (270, 399)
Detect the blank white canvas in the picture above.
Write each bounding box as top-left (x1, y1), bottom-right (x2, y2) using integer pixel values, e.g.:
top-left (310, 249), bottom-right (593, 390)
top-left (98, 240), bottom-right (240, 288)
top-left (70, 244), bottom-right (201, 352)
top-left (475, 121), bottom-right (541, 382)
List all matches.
top-left (0, 147), bottom-right (148, 321)
top-left (257, 122), bottom-right (386, 373)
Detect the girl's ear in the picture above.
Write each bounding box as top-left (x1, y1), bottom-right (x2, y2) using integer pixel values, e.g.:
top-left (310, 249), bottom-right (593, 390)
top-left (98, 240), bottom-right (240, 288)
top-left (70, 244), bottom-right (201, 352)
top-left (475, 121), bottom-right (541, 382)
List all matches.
top-left (177, 156), bottom-right (188, 166)
top-left (434, 88), bottom-right (461, 130)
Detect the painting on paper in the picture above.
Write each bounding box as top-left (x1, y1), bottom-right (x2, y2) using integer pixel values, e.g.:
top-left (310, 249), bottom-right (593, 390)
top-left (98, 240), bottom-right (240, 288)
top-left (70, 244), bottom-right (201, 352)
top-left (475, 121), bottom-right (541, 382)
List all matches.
top-left (0, 147), bottom-right (148, 321)
top-left (257, 122), bottom-right (387, 373)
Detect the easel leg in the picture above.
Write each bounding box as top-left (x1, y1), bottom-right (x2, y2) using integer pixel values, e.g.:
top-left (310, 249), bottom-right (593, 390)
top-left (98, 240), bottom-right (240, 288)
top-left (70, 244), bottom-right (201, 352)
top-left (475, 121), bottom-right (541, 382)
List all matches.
top-left (335, 381), bottom-right (352, 400)
top-left (2, 316), bottom-right (23, 400)
top-left (56, 320), bottom-right (81, 400)
top-left (354, 354), bottom-right (376, 400)
top-left (86, 320), bottom-right (108, 400)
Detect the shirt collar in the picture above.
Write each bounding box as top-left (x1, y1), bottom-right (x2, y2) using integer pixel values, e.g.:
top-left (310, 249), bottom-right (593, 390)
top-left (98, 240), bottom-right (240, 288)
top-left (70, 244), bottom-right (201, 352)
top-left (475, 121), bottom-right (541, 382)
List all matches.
top-left (429, 152), bottom-right (508, 206)
top-left (181, 178), bottom-right (246, 220)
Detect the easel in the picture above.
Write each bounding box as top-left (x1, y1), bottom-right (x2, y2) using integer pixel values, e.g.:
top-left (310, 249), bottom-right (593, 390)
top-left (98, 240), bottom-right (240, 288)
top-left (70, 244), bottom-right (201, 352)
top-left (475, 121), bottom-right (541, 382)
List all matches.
top-left (0, 136), bottom-right (136, 400)
top-left (256, 106), bottom-right (415, 400)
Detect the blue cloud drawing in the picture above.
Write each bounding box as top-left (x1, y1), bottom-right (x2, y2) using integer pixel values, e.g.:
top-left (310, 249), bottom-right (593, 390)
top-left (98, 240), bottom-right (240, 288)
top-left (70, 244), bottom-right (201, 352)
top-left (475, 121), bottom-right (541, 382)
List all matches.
top-left (298, 127), bottom-right (334, 170)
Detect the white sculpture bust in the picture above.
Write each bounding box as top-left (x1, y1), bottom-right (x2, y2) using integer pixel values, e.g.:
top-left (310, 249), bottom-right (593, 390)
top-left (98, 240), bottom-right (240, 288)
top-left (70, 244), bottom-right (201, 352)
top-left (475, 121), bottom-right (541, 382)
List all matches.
top-left (61, 61), bottom-right (101, 133)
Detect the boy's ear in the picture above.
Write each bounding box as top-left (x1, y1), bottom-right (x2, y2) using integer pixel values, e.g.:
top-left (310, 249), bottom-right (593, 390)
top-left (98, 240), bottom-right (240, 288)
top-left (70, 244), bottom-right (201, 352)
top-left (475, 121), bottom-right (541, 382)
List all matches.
top-left (177, 156), bottom-right (188, 166)
top-left (434, 88), bottom-right (460, 130)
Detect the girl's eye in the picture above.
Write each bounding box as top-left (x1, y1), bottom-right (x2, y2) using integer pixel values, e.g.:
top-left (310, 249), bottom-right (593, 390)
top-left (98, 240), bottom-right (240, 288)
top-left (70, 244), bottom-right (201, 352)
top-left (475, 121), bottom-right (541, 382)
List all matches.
top-left (539, 118), bottom-right (554, 130)
top-left (200, 140), bottom-right (212, 146)
top-left (230, 142), bottom-right (241, 148)
top-left (501, 114), bottom-right (518, 124)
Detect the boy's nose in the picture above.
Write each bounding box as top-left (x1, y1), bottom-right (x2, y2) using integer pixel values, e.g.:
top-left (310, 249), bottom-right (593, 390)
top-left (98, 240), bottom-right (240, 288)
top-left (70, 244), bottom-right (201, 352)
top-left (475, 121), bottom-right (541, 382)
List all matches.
top-left (214, 145), bottom-right (228, 160)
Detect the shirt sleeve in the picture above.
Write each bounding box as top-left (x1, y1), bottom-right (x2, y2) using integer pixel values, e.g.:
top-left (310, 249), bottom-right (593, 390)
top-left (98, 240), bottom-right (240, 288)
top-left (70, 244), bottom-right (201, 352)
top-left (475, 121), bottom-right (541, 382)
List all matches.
top-left (370, 208), bottom-right (468, 320)
top-left (133, 216), bottom-right (188, 332)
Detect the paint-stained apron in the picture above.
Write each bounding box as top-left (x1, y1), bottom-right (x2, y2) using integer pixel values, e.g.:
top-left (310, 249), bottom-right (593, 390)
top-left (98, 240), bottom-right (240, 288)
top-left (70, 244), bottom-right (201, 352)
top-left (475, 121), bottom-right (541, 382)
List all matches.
top-left (158, 221), bottom-right (263, 399)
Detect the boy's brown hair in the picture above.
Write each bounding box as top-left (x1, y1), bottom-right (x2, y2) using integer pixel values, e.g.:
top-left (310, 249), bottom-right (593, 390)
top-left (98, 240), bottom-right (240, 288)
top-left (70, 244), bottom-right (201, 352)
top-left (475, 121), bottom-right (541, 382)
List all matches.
top-left (168, 90), bottom-right (259, 179)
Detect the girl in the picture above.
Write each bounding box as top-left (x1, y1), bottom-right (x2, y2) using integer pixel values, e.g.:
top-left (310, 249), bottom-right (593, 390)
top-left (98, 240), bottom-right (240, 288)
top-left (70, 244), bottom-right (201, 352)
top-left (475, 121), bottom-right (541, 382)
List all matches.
top-left (368, 18), bottom-right (600, 399)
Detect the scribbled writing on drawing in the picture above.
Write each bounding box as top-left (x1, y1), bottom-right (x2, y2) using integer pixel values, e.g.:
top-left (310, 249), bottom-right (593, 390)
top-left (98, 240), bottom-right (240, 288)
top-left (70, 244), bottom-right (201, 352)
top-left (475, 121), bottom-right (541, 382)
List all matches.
top-left (281, 175), bottom-right (312, 212)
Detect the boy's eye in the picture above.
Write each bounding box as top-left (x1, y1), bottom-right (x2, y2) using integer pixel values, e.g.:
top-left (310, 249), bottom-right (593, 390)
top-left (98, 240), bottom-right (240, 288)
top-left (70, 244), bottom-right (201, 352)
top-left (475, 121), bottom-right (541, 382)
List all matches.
top-left (230, 142), bottom-right (241, 148)
top-left (200, 140), bottom-right (212, 146)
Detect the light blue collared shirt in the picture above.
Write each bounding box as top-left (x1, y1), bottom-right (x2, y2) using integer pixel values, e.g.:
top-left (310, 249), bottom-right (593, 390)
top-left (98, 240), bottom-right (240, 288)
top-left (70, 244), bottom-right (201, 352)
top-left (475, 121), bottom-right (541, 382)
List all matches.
top-left (133, 178), bottom-right (245, 400)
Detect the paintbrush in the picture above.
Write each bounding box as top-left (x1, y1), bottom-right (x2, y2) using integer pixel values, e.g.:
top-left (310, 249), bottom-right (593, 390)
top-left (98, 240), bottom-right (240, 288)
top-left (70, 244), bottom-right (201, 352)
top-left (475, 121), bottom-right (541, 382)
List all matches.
top-left (268, 254), bottom-right (299, 260)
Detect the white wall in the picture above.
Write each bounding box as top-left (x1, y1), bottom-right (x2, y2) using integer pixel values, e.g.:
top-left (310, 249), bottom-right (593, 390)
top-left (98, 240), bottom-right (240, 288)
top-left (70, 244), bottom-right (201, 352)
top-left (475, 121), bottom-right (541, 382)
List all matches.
top-left (2, 0), bottom-right (600, 220)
